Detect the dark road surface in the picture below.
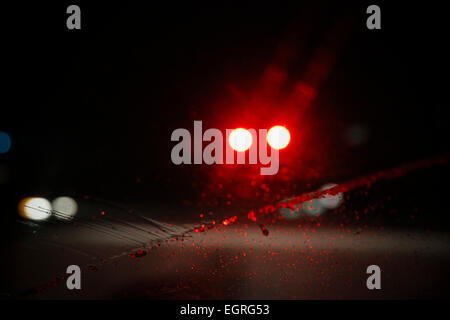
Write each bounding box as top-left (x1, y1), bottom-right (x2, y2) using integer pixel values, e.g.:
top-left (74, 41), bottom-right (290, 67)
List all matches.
top-left (4, 218), bottom-right (450, 299)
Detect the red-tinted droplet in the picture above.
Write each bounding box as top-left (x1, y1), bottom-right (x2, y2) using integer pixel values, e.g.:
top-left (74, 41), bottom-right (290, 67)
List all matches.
top-left (128, 249), bottom-right (147, 258)
top-left (87, 265), bottom-right (98, 271)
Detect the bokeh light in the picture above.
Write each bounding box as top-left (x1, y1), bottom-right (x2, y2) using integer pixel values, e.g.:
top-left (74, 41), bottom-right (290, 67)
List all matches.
top-left (229, 128), bottom-right (252, 152)
top-left (52, 196), bottom-right (78, 220)
top-left (279, 183), bottom-right (343, 219)
top-left (267, 125), bottom-right (290, 150)
top-left (0, 131), bottom-right (12, 154)
top-left (278, 198), bottom-right (302, 220)
top-left (278, 196), bottom-right (326, 219)
top-left (18, 197), bottom-right (52, 221)
top-left (318, 183), bottom-right (343, 209)
top-left (300, 198), bottom-right (326, 216)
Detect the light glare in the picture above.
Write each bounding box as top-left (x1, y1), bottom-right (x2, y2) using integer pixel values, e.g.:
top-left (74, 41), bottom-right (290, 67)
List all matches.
top-left (229, 128), bottom-right (252, 152)
top-left (52, 196), bottom-right (78, 220)
top-left (318, 183), bottom-right (343, 209)
top-left (18, 197), bottom-right (52, 221)
top-left (267, 126), bottom-right (290, 150)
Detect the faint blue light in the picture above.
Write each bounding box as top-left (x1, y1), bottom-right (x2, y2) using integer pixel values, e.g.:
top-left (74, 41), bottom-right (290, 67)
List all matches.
top-left (0, 132), bottom-right (12, 154)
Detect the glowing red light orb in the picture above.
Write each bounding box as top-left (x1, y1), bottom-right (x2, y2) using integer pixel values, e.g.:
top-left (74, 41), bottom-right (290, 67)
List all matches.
top-left (229, 128), bottom-right (252, 152)
top-left (267, 125), bottom-right (290, 150)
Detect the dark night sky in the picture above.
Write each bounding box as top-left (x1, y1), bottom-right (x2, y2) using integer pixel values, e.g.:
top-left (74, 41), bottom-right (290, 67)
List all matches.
top-left (1, 1), bottom-right (449, 227)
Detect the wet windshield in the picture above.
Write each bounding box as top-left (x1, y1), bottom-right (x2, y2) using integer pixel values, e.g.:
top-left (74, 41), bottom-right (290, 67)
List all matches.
top-left (1, 1), bottom-right (449, 301)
